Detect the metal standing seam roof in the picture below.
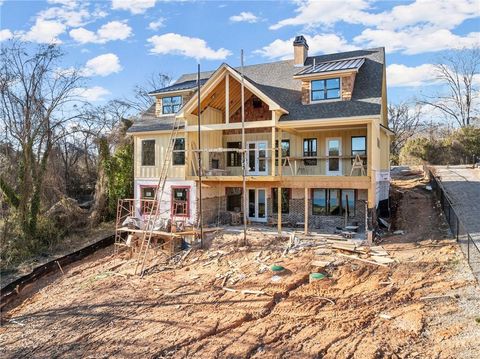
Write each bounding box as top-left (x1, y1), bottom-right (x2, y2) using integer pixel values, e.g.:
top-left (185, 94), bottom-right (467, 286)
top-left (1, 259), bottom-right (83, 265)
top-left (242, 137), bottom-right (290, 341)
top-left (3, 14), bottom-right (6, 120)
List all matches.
top-left (149, 78), bottom-right (209, 95)
top-left (295, 57), bottom-right (365, 76)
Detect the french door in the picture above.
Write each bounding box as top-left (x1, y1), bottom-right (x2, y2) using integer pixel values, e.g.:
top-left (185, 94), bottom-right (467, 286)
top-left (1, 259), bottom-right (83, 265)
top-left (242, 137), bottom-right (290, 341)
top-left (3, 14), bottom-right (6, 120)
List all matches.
top-left (326, 138), bottom-right (342, 176)
top-left (247, 141), bottom-right (268, 175)
top-left (248, 189), bottom-right (267, 222)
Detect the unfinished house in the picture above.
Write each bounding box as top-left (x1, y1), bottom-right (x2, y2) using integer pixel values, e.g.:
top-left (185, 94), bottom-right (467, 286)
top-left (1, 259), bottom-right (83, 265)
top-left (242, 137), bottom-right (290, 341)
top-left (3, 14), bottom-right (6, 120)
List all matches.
top-left (126, 36), bottom-right (391, 234)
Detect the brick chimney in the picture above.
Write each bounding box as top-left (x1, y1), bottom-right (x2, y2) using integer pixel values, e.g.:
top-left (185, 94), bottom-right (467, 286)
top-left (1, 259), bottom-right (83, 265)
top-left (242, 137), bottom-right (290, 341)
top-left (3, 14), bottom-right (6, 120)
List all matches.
top-left (293, 35), bottom-right (308, 66)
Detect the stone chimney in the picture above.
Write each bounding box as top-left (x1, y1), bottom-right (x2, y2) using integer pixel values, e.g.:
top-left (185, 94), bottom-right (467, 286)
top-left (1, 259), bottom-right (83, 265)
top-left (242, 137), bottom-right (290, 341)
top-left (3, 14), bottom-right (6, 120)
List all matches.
top-left (293, 35), bottom-right (308, 66)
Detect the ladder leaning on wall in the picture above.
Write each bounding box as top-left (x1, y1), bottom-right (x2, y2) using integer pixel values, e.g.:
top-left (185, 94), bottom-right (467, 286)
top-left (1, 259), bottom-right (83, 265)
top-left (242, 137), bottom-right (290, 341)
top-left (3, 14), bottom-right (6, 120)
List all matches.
top-left (134, 115), bottom-right (183, 276)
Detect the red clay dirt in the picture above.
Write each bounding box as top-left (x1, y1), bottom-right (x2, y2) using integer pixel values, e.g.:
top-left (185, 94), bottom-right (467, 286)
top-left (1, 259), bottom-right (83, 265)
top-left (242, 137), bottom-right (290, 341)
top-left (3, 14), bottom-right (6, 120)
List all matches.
top-left (1, 169), bottom-right (479, 358)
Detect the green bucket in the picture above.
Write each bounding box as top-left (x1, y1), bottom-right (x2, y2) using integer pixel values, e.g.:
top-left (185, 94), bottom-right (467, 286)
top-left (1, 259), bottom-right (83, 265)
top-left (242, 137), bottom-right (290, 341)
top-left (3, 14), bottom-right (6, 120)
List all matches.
top-left (310, 273), bottom-right (326, 282)
top-left (271, 264), bottom-right (285, 272)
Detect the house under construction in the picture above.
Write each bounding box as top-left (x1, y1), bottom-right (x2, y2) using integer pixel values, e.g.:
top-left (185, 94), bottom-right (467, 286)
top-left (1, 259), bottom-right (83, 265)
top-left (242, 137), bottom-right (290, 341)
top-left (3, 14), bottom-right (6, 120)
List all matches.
top-left (115, 36), bottom-right (392, 271)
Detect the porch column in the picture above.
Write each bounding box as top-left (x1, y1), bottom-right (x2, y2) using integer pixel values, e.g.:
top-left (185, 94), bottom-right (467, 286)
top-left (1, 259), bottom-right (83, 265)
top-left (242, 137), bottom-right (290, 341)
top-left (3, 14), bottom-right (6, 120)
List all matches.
top-left (304, 187), bottom-right (309, 235)
top-left (225, 73), bottom-right (229, 124)
top-left (271, 127), bottom-right (276, 176)
top-left (277, 186), bottom-right (282, 235)
top-left (278, 129), bottom-right (283, 176)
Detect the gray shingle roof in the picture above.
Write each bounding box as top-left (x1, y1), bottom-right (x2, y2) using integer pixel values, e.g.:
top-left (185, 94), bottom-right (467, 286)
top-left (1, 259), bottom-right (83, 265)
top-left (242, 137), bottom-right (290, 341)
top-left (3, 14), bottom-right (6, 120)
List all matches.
top-left (127, 105), bottom-right (183, 133)
top-left (128, 47), bottom-right (385, 132)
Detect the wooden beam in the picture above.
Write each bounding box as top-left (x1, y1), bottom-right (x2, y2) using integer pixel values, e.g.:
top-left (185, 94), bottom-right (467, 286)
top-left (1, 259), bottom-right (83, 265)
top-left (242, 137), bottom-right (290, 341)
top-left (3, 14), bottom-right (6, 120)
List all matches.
top-left (304, 187), bottom-right (309, 235)
top-left (271, 126), bottom-right (276, 176)
top-left (278, 129), bottom-right (283, 176)
top-left (225, 73), bottom-right (229, 124)
top-left (277, 186), bottom-right (282, 235)
top-left (185, 120), bottom-right (274, 132)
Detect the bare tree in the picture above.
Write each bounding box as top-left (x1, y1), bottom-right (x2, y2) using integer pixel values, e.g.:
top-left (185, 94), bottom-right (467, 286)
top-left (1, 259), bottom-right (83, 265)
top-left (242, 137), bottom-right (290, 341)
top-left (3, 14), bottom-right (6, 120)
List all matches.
top-left (388, 103), bottom-right (423, 160)
top-left (0, 41), bottom-right (83, 240)
top-left (422, 47), bottom-right (480, 127)
top-left (122, 72), bottom-right (171, 113)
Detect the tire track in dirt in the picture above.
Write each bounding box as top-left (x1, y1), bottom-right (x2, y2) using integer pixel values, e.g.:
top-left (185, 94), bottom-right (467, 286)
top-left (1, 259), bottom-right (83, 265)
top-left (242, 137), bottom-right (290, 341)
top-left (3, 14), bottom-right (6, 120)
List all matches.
top-left (153, 274), bottom-right (310, 358)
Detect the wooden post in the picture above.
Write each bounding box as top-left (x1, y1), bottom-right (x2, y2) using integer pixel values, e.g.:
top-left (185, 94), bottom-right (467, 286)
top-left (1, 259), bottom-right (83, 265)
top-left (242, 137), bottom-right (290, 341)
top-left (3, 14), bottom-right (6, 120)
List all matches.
top-left (304, 187), bottom-right (308, 235)
top-left (277, 187), bottom-right (282, 235)
top-left (278, 129), bottom-right (283, 176)
top-left (225, 73), bottom-right (229, 124)
top-left (271, 126), bottom-right (276, 176)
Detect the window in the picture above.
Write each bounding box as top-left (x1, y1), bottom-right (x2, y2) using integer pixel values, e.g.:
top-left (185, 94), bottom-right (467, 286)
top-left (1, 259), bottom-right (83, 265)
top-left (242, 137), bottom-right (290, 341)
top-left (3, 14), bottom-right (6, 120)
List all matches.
top-left (226, 187), bottom-right (242, 212)
top-left (272, 188), bottom-right (290, 214)
top-left (303, 138), bottom-right (317, 166)
top-left (173, 138), bottom-right (185, 165)
top-left (141, 139), bottom-right (155, 166)
top-left (252, 96), bottom-right (262, 108)
top-left (227, 142), bottom-right (241, 167)
top-left (311, 78), bottom-right (340, 101)
top-left (342, 189), bottom-right (355, 217)
top-left (172, 187), bottom-right (189, 217)
top-left (312, 189), bottom-right (355, 217)
top-left (312, 189), bottom-right (327, 215)
top-left (162, 96), bottom-right (182, 114)
top-left (351, 136), bottom-right (366, 157)
top-left (275, 139), bottom-right (290, 165)
top-left (141, 186), bottom-right (156, 214)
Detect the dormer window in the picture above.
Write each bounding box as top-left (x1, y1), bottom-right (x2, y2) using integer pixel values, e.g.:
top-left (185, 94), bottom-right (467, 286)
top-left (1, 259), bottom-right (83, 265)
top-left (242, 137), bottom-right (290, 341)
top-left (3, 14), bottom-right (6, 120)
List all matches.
top-left (311, 78), bottom-right (340, 101)
top-left (162, 95), bottom-right (182, 114)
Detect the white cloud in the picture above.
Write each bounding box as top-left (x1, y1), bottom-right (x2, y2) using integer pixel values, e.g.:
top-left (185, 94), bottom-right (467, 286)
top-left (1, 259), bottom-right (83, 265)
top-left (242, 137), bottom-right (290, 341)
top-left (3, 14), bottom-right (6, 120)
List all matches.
top-left (387, 64), bottom-right (438, 87)
top-left (255, 34), bottom-right (358, 60)
top-left (270, 0), bottom-right (479, 31)
top-left (47, 0), bottom-right (77, 7)
top-left (111, 0), bottom-right (156, 14)
top-left (372, 0), bottom-right (480, 31)
top-left (82, 53), bottom-right (122, 77)
top-left (38, 4), bottom-right (91, 27)
top-left (230, 12), bottom-right (260, 23)
top-left (147, 33), bottom-right (232, 60)
top-left (74, 86), bottom-right (111, 102)
top-left (0, 29), bottom-right (13, 42)
top-left (70, 21), bottom-right (132, 44)
top-left (148, 19), bottom-right (165, 30)
top-left (21, 19), bottom-right (66, 43)
top-left (270, 0), bottom-right (374, 30)
top-left (355, 27), bottom-right (480, 55)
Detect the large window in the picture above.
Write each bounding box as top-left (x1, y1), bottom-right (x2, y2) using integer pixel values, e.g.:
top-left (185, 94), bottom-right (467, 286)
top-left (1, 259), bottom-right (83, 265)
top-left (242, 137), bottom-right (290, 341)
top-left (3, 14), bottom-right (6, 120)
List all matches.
top-left (275, 139), bottom-right (290, 166)
top-left (226, 187), bottom-right (242, 211)
top-left (172, 187), bottom-right (189, 217)
top-left (351, 136), bottom-right (366, 157)
top-left (227, 142), bottom-right (242, 167)
top-left (311, 78), bottom-right (340, 101)
top-left (272, 188), bottom-right (290, 214)
top-left (312, 188), bottom-right (355, 217)
top-left (162, 96), bottom-right (182, 114)
top-left (173, 138), bottom-right (185, 165)
top-left (141, 186), bottom-right (156, 214)
top-left (141, 139), bottom-right (155, 166)
top-left (303, 138), bottom-right (317, 166)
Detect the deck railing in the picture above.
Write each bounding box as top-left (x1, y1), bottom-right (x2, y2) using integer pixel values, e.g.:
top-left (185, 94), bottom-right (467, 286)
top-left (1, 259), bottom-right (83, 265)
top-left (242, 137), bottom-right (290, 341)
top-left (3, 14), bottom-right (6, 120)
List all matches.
top-left (188, 148), bottom-right (368, 177)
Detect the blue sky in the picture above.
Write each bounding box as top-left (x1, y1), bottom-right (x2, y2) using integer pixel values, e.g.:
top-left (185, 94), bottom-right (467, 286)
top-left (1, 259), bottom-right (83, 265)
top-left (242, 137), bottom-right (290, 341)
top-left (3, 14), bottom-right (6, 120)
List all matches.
top-left (1, 0), bottom-right (479, 105)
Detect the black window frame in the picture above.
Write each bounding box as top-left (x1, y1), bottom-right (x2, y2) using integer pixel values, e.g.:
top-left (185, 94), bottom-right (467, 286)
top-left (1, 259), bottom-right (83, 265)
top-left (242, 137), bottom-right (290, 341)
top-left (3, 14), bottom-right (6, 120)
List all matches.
top-left (303, 138), bottom-right (317, 166)
top-left (311, 188), bottom-right (356, 217)
top-left (172, 138), bottom-right (185, 165)
top-left (311, 78), bottom-right (340, 102)
top-left (226, 142), bottom-right (242, 167)
top-left (162, 95), bottom-right (182, 114)
top-left (141, 139), bottom-right (155, 166)
top-left (252, 96), bottom-right (263, 109)
top-left (272, 188), bottom-right (291, 214)
top-left (351, 136), bottom-right (367, 157)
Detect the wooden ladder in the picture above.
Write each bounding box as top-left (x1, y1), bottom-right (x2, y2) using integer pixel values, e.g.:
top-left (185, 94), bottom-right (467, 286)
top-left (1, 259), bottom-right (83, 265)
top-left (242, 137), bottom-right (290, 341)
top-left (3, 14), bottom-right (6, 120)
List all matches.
top-left (134, 117), bottom-right (182, 276)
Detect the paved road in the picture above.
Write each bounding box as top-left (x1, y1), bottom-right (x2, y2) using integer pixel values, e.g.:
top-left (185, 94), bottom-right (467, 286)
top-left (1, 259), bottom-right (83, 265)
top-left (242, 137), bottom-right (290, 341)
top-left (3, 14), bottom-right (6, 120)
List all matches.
top-left (433, 166), bottom-right (480, 280)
